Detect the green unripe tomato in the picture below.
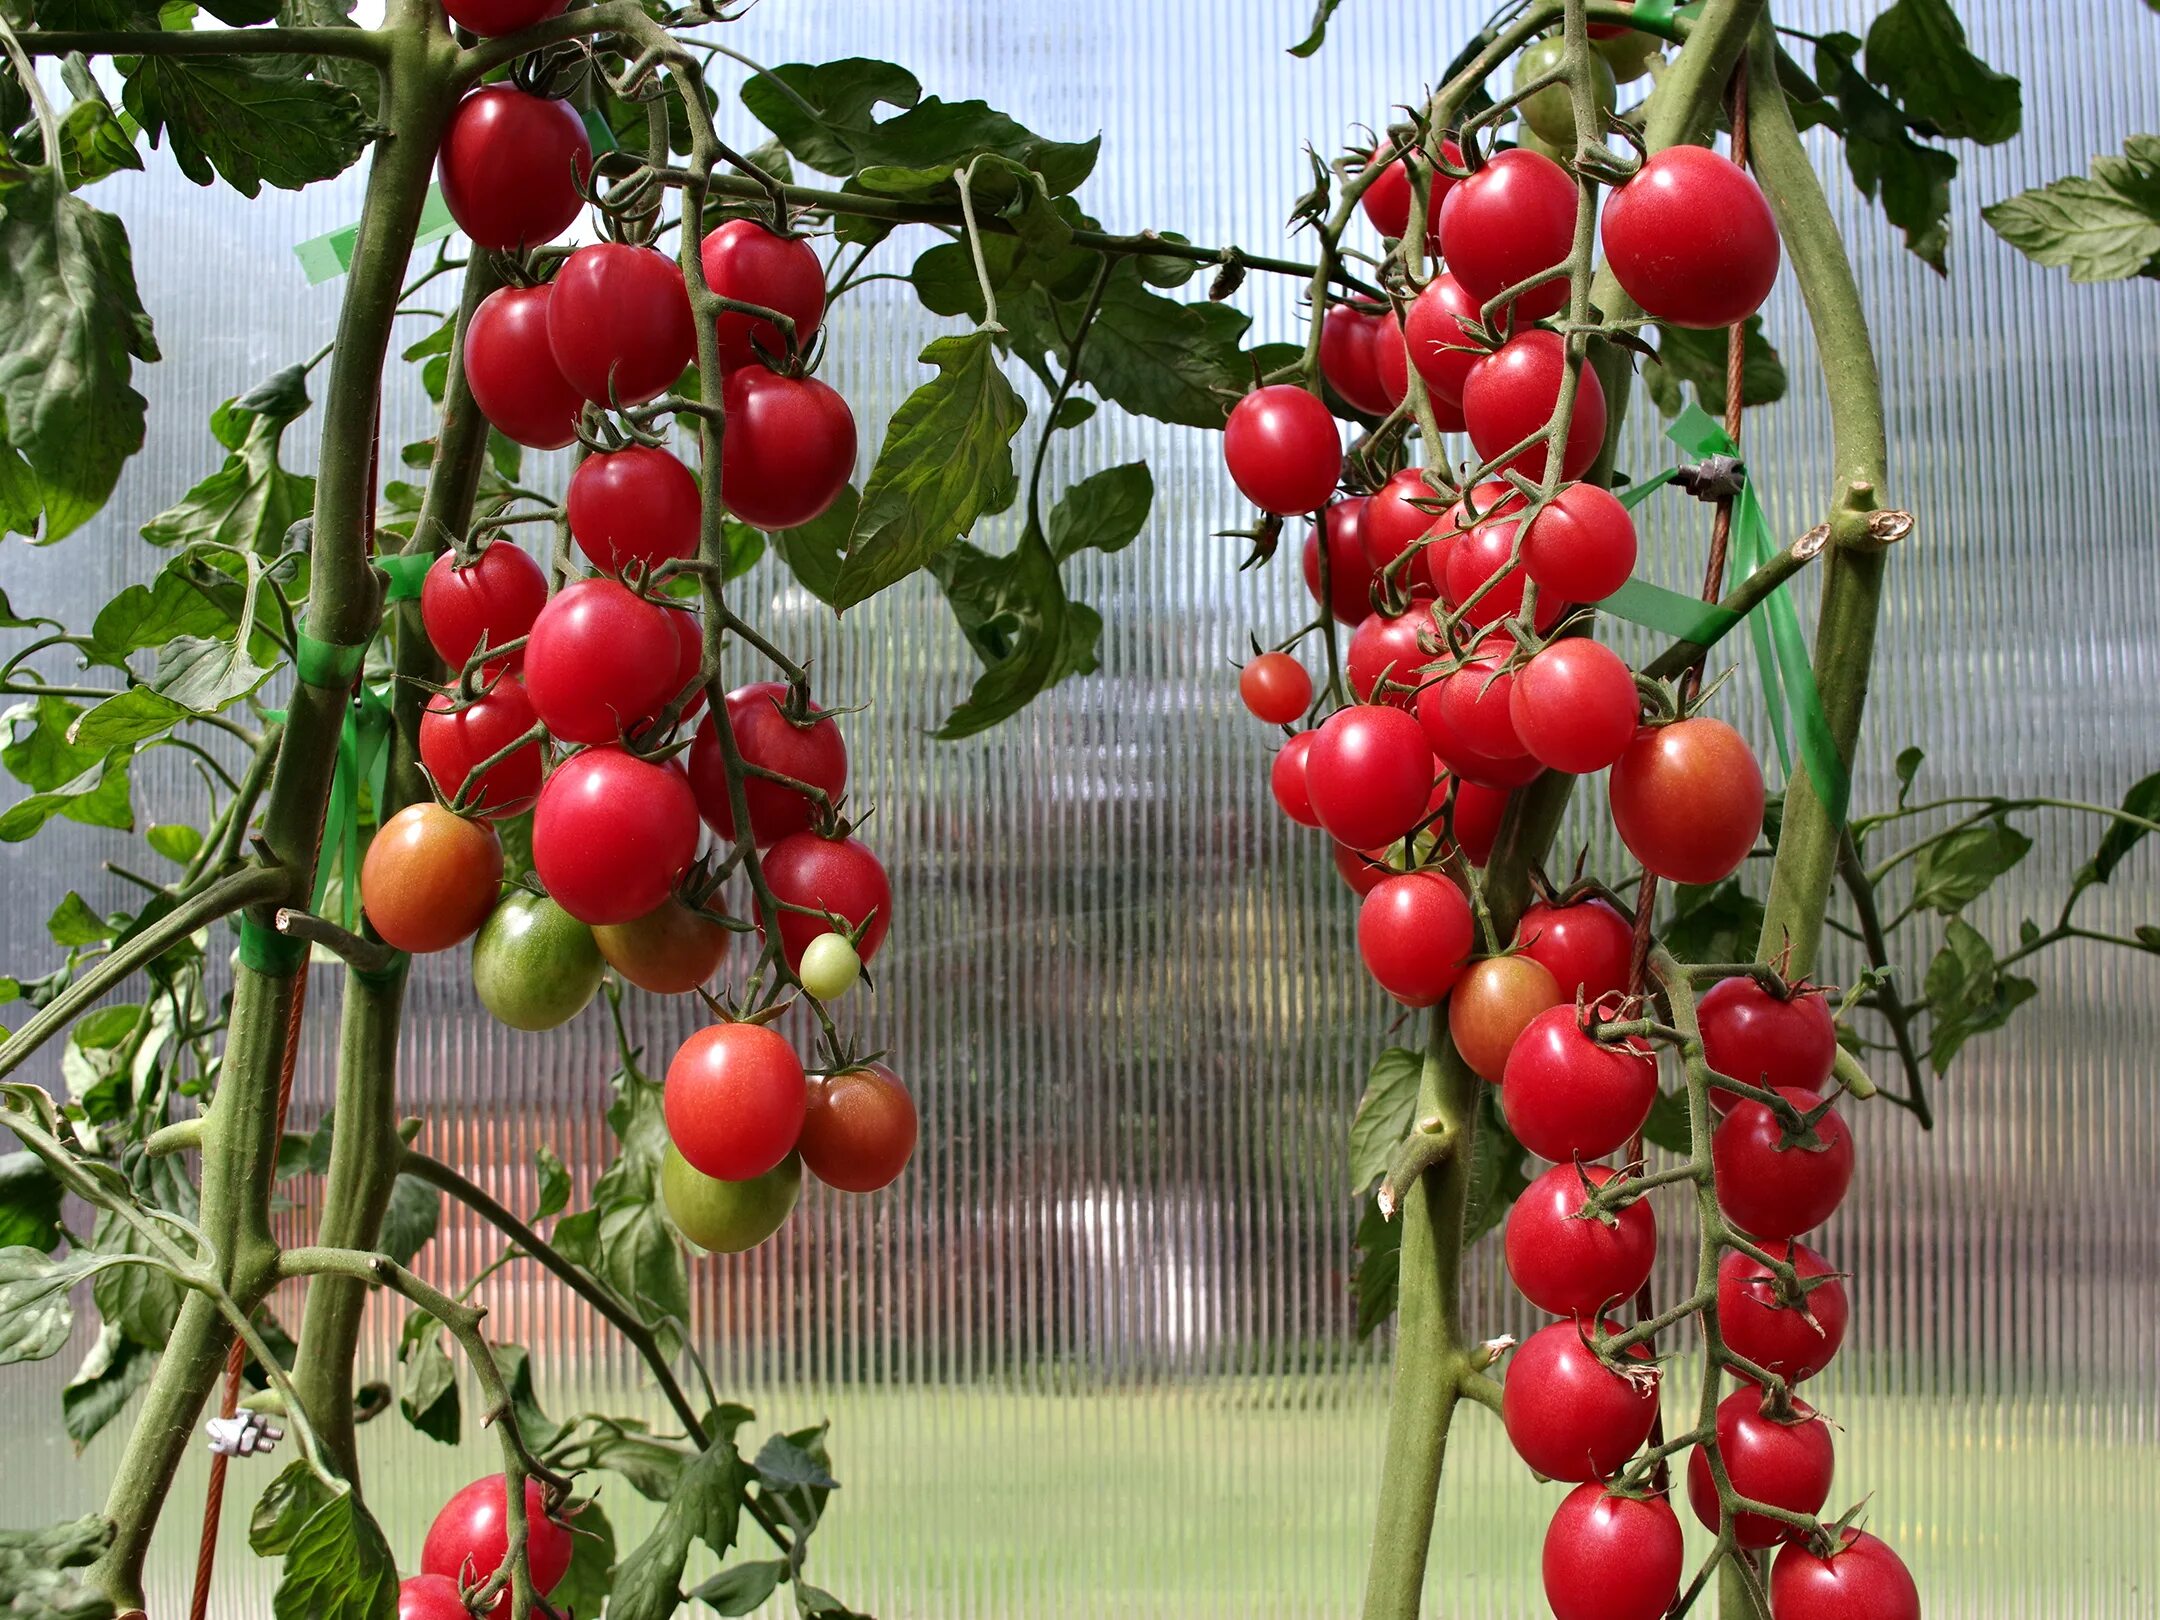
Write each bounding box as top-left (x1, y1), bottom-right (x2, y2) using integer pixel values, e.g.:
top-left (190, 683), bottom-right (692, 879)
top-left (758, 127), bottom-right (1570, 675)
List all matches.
top-left (798, 931), bottom-right (862, 1002)
top-left (661, 1144), bottom-right (801, 1253)
top-left (1595, 27), bottom-right (1664, 84)
top-left (472, 891), bottom-right (604, 1031)
top-left (1514, 36), bottom-right (1617, 146)
top-left (1514, 123), bottom-right (1569, 163)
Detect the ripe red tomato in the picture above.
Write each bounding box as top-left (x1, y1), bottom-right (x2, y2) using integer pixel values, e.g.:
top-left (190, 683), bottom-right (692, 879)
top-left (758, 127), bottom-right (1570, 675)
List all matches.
top-left (592, 898), bottom-right (730, 996)
top-left (548, 243), bottom-right (694, 407)
top-left (664, 1021), bottom-right (806, 1181)
top-left (1698, 976), bottom-right (1837, 1110)
top-left (1502, 1005), bottom-right (1658, 1162)
top-left (762, 831), bottom-right (891, 970)
top-left (1714, 1085), bottom-right (1854, 1239)
top-left (1418, 683), bottom-right (1548, 790)
top-left (800, 1063), bottom-right (918, 1192)
top-left (1718, 1240), bottom-right (1848, 1382)
top-left (1318, 303), bottom-right (1394, 417)
top-left (1332, 840), bottom-right (1407, 895)
top-left (420, 1475), bottom-right (572, 1612)
top-left (1361, 468), bottom-right (1444, 573)
top-left (1510, 639), bottom-right (1639, 774)
top-left (1346, 601), bottom-right (1435, 708)
top-left (699, 218), bottom-right (828, 371)
top-left (1307, 703), bottom-right (1435, 849)
top-left (462, 284), bottom-right (585, 451)
top-left (531, 747), bottom-right (699, 926)
top-left (1450, 954), bottom-right (1564, 1082)
top-left (567, 446), bottom-right (701, 575)
top-left (1442, 516), bottom-right (1568, 632)
top-left (1541, 1484), bottom-right (1683, 1620)
top-left (1506, 1162), bottom-right (1656, 1317)
top-left (1368, 315), bottom-right (1413, 415)
top-left (420, 679), bottom-right (543, 818)
top-left (1270, 732), bottom-right (1322, 827)
top-left (1437, 149), bottom-right (1576, 323)
top-left (1608, 717), bottom-right (1765, 884)
top-left (1602, 146), bottom-right (1780, 330)
top-left (421, 540), bottom-right (549, 677)
top-left (1521, 482), bottom-right (1638, 601)
top-left (437, 87), bottom-right (590, 252)
top-left (1513, 896), bottom-right (1633, 1003)
top-left (1240, 651), bottom-right (1312, 725)
top-left (359, 804), bottom-right (501, 954)
top-left (1358, 138), bottom-right (1461, 249)
top-left (1303, 498), bottom-right (1377, 625)
top-left (1769, 1529), bottom-right (1920, 1620)
top-left (1432, 642), bottom-right (1526, 760)
top-left (1423, 480), bottom-right (1523, 601)
top-left (1357, 871), bottom-right (1473, 1007)
top-left (718, 365), bottom-right (857, 530)
top-left (687, 682), bottom-right (847, 845)
top-left (398, 1574), bottom-right (469, 1620)
top-left (1224, 386), bottom-right (1342, 515)
top-left (1685, 1389), bottom-right (1835, 1549)
top-left (1503, 1319), bottom-right (1660, 1482)
top-left (523, 578), bottom-right (679, 746)
top-left (657, 602), bottom-right (706, 728)
top-left (1449, 779), bottom-right (1511, 865)
top-left (1402, 273), bottom-right (1486, 406)
top-left (1462, 329), bottom-right (1608, 483)
top-left (441, 0), bottom-right (569, 35)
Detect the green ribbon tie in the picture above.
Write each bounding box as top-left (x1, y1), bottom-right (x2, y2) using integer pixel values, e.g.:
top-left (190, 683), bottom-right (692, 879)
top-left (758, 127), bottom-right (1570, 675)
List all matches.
top-left (311, 679), bottom-right (398, 930)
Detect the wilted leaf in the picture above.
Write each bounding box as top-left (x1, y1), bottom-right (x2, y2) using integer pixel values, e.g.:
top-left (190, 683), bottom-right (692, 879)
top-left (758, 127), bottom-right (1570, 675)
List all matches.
top-left (1923, 918), bottom-right (2037, 1072)
top-left (62, 1323), bottom-right (154, 1451)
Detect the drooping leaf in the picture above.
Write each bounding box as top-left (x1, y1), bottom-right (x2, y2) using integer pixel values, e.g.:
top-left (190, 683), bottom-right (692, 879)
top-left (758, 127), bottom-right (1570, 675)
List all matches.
top-left (2073, 768), bottom-right (2160, 891)
top-left (1863, 0), bottom-right (2021, 147)
top-left (56, 95), bottom-right (145, 190)
top-left (1350, 1191), bottom-right (1399, 1339)
top-left (577, 1420), bottom-right (693, 1502)
top-left (605, 1438), bottom-right (749, 1620)
top-left (1461, 1086), bottom-right (1529, 1248)
top-left (255, 1463), bottom-right (399, 1620)
top-left (0, 1248), bottom-right (114, 1366)
top-left (142, 365), bottom-right (317, 552)
top-left (1984, 136), bottom-right (2160, 283)
top-left (1046, 461), bottom-right (1152, 562)
top-left (85, 569), bottom-right (237, 670)
top-left (1289, 0), bottom-right (1351, 57)
top-left (929, 525), bottom-right (1100, 739)
top-left (1662, 879), bottom-right (1767, 968)
top-left (768, 484), bottom-right (859, 605)
top-left (61, 1322), bottom-right (154, 1451)
top-left (0, 1514), bottom-right (117, 1620)
top-left (89, 1209), bottom-right (185, 1350)
top-left (0, 695), bottom-right (134, 841)
top-left (396, 1313), bottom-right (459, 1444)
top-left (555, 1056), bottom-right (689, 1346)
top-left (1640, 1088), bottom-right (1692, 1154)
top-left (378, 1172), bottom-right (440, 1267)
top-left (1064, 267), bottom-right (1252, 429)
top-left (693, 1559), bottom-right (789, 1616)
top-left (121, 54), bottom-right (371, 197)
top-left (1923, 918), bottom-right (2038, 1073)
top-left (549, 1499), bottom-right (617, 1620)
top-left (1347, 1046), bottom-right (1421, 1192)
top-left (0, 1152), bottom-right (64, 1251)
top-left (1641, 317), bottom-right (1787, 416)
top-left (533, 1143), bottom-right (571, 1222)
top-left (754, 1423), bottom-right (839, 1535)
top-left (1815, 33), bottom-right (1960, 272)
top-left (1910, 819), bottom-right (2031, 914)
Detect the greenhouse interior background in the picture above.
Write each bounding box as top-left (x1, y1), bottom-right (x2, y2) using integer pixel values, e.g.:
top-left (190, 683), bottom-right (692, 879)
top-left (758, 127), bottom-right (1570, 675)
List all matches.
top-left (2, 1), bottom-right (2157, 1615)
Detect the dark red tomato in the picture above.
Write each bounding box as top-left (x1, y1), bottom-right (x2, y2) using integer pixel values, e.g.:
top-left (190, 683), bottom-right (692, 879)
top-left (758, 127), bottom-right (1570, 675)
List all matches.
top-left (1307, 703), bottom-right (1435, 849)
top-left (1224, 386), bottom-right (1342, 515)
top-left (398, 1574), bottom-right (469, 1620)
top-left (657, 603), bottom-right (707, 725)
top-left (1609, 716), bottom-right (1765, 884)
top-left (1699, 976), bottom-right (1837, 1110)
top-left (1719, 1240), bottom-right (1848, 1383)
top-left (531, 746), bottom-right (699, 926)
top-left (1502, 1005), bottom-right (1658, 1163)
top-left (359, 804), bottom-right (502, 954)
top-left (1332, 842), bottom-right (1389, 895)
top-left (421, 540), bottom-right (549, 677)
top-left (1346, 601), bottom-right (1435, 708)
top-left (592, 898), bottom-right (730, 995)
top-left (718, 365), bottom-right (857, 530)
top-left (1361, 468), bottom-right (1444, 573)
top-left (1542, 1484), bottom-right (1683, 1620)
top-left (1714, 1085), bottom-right (1854, 1239)
top-left (1521, 482), bottom-right (1638, 601)
top-left (800, 1062), bottom-right (917, 1192)
top-left (1424, 481), bottom-right (1523, 600)
top-left (437, 87), bottom-right (590, 252)
top-left (1444, 515), bottom-right (1572, 632)
top-left (1686, 1389), bottom-right (1835, 1549)
top-left (567, 446), bottom-right (701, 575)
top-left (1506, 1162), bottom-right (1656, 1316)
top-left (763, 831), bottom-right (891, 970)
top-left (1358, 138), bottom-right (1461, 250)
top-left (1449, 779), bottom-right (1511, 865)
top-left (1270, 733), bottom-right (1322, 827)
top-left (1368, 315), bottom-right (1413, 413)
top-left (1357, 871), bottom-right (1473, 1007)
top-left (1419, 677), bottom-right (1548, 789)
top-left (1450, 953), bottom-right (1563, 1082)
top-left (1503, 1319), bottom-right (1660, 1482)
top-left (1436, 149), bottom-right (1576, 323)
top-left (1770, 1530), bottom-right (1920, 1620)
top-left (1303, 498), bottom-right (1377, 625)
top-left (1240, 651), bottom-right (1313, 725)
top-left (1510, 639), bottom-right (1639, 774)
top-left (1462, 329), bottom-right (1608, 483)
top-left (1319, 303), bottom-right (1393, 417)
top-left (1602, 146), bottom-right (1780, 330)
top-left (699, 217), bottom-right (828, 371)
top-left (441, 0), bottom-right (569, 35)
top-left (420, 1475), bottom-right (572, 1612)
top-left (1402, 273), bottom-right (1486, 406)
top-left (420, 679), bottom-right (543, 818)
top-left (687, 681), bottom-right (847, 845)
top-left (523, 578), bottom-right (679, 745)
top-left (1433, 643), bottom-right (1526, 760)
top-left (547, 243), bottom-right (694, 407)
top-left (664, 1020), bottom-right (805, 1180)
top-left (462, 284), bottom-right (585, 451)
top-left (1514, 896), bottom-right (1633, 1003)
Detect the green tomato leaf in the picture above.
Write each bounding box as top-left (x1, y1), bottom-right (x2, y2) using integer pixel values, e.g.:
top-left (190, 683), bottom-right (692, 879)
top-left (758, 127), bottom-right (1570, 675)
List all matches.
top-left (1983, 135), bottom-right (2160, 283)
top-left (1816, 34), bottom-right (1960, 273)
top-left (0, 1513), bottom-right (117, 1620)
top-left (0, 1248), bottom-right (120, 1366)
top-left (61, 1322), bottom-right (154, 1451)
top-left (45, 891), bottom-right (114, 948)
top-left (577, 1421), bottom-right (693, 1502)
top-left (121, 54), bottom-right (371, 197)
top-left (768, 484), bottom-right (859, 605)
top-left (378, 1172), bottom-right (440, 1267)
top-left (1063, 266), bottom-right (1254, 429)
top-left (605, 1437), bottom-right (749, 1620)
top-left (549, 1498), bottom-right (617, 1620)
top-left (928, 526), bottom-right (1101, 739)
top-left (142, 364), bottom-right (317, 553)
top-left (89, 1209), bottom-right (186, 1350)
top-left (1461, 1086), bottom-right (1530, 1247)
top-left (533, 1143), bottom-right (571, 1222)
top-left (396, 1312), bottom-right (459, 1444)
top-left (1923, 918), bottom-right (2038, 1073)
top-left (0, 1152), bottom-right (64, 1251)
top-left (1289, 0), bottom-right (1351, 57)
top-left (1863, 0), bottom-right (2021, 147)
top-left (85, 570), bottom-right (235, 670)
top-left (2072, 768), bottom-right (2160, 891)
top-left (0, 698), bottom-right (136, 840)
top-left (754, 1423), bottom-right (838, 1535)
top-left (692, 1559), bottom-right (789, 1616)
top-left (258, 1464), bottom-right (399, 1620)
top-left (555, 1054), bottom-right (689, 1349)
top-left (1911, 818), bottom-right (2031, 914)
top-left (1640, 317), bottom-right (1787, 416)
top-left (1660, 879), bottom-right (1766, 967)
top-left (1347, 1046), bottom-right (1421, 1192)
top-left (147, 822), bottom-right (205, 865)
top-left (57, 96), bottom-right (145, 190)
top-left (1350, 1190), bottom-right (1400, 1340)
top-left (1046, 461), bottom-right (1152, 562)
top-left (1639, 1088), bottom-right (1692, 1154)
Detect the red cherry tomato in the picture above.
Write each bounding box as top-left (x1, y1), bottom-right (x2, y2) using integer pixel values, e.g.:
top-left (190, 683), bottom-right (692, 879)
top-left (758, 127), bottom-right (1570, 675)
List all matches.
top-left (1346, 601), bottom-right (1435, 708)
top-left (656, 603), bottom-right (706, 728)
top-left (547, 243), bottom-right (694, 407)
top-left (1719, 1240), bottom-right (1848, 1382)
top-left (359, 804), bottom-right (502, 955)
top-left (1361, 468), bottom-right (1444, 573)
top-left (1441, 515), bottom-right (1571, 634)
top-left (1713, 1085), bottom-right (1854, 1239)
top-left (664, 1020), bottom-right (806, 1181)
top-left (1506, 1162), bottom-right (1657, 1317)
top-left (800, 1062), bottom-right (917, 1192)
top-left (398, 1574), bottom-right (470, 1620)
top-left (762, 831), bottom-right (891, 970)
top-left (1462, 329), bottom-right (1608, 483)
top-left (1369, 315), bottom-right (1413, 414)
top-left (1521, 482), bottom-right (1638, 601)
top-left (1306, 703), bottom-right (1435, 849)
top-left (1602, 146), bottom-right (1781, 330)
top-left (1357, 871), bottom-right (1473, 1007)
top-left (421, 679), bottom-right (543, 819)
top-left (441, 0), bottom-right (569, 35)
top-left (1224, 386), bottom-right (1342, 515)
top-left (1541, 1484), bottom-right (1684, 1620)
top-left (462, 284), bottom-right (585, 451)
top-left (531, 747), bottom-right (699, 926)
top-left (567, 446), bottom-right (701, 575)
top-left (1402, 272), bottom-right (1487, 406)
top-left (1270, 732), bottom-right (1322, 827)
top-left (1510, 639), bottom-right (1640, 774)
top-left (1449, 779), bottom-right (1511, 865)
top-left (1502, 1005), bottom-right (1658, 1162)
top-left (1685, 1389), bottom-right (1835, 1549)
top-left (718, 365), bottom-right (857, 530)
top-left (1240, 651), bottom-right (1313, 725)
top-left (523, 578), bottom-right (679, 745)
top-left (699, 217), bottom-right (828, 371)
top-left (687, 682), bottom-right (848, 845)
top-left (1437, 149), bottom-right (1576, 323)
top-left (420, 1475), bottom-right (573, 1613)
top-left (1503, 1319), bottom-right (1660, 1482)
top-left (1608, 716), bottom-right (1765, 884)
top-left (421, 540), bottom-right (549, 677)
top-left (1433, 641), bottom-right (1526, 759)
top-left (437, 86), bottom-right (590, 252)
top-left (592, 898), bottom-right (730, 996)
top-left (1358, 138), bottom-right (1461, 249)
top-left (1418, 676), bottom-right (1549, 789)
top-left (1319, 303), bottom-right (1393, 417)
top-left (1424, 480), bottom-right (1524, 601)
top-left (1699, 976), bottom-right (1838, 1110)
top-left (1769, 1529), bottom-right (1921, 1620)
top-left (1514, 896), bottom-right (1634, 1003)
top-left (1303, 498), bottom-right (1377, 624)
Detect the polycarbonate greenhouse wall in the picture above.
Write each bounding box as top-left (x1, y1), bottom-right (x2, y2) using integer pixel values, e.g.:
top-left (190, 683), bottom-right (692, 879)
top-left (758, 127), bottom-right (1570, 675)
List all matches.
top-left (3, 2), bottom-right (2157, 1615)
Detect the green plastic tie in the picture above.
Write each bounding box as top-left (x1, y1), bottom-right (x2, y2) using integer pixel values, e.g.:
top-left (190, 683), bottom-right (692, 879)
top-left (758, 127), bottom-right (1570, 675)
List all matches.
top-left (236, 915), bottom-right (307, 977)
top-left (294, 633), bottom-right (367, 690)
top-left (378, 551), bottom-right (432, 603)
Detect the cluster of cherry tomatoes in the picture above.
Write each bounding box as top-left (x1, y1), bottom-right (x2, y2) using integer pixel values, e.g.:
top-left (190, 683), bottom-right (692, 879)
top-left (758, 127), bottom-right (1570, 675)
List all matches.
top-left (398, 1474), bottom-right (572, 1620)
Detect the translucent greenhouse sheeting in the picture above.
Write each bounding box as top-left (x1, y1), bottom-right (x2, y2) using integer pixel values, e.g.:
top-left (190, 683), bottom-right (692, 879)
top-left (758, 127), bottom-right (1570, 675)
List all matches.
top-left (3, 2), bottom-right (2158, 1615)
